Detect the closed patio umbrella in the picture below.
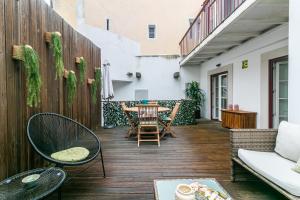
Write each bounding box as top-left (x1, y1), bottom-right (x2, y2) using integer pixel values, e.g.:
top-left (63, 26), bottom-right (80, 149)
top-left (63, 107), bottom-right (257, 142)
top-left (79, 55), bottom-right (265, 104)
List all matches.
top-left (102, 61), bottom-right (114, 100)
top-left (102, 60), bottom-right (115, 128)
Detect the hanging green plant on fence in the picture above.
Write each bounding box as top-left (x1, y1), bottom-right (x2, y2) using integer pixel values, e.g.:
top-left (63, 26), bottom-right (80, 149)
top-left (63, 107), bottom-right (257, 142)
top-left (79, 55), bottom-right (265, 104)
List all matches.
top-left (91, 81), bottom-right (97, 104)
top-left (22, 45), bottom-right (42, 107)
top-left (78, 57), bottom-right (86, 85)
top-left (95, 68), bottom-right (101, 86)
top-left (91, 68), bottom-right (101, 104)
top-left (66, 71), bottom-right (77, 107)
top-left (50, 32), bottom-right (64, 79)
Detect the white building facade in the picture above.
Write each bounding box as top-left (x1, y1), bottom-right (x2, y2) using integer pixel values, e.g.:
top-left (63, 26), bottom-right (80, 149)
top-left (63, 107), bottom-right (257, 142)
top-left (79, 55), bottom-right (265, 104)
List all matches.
top-left (179, 0), bottom-right (300, 129)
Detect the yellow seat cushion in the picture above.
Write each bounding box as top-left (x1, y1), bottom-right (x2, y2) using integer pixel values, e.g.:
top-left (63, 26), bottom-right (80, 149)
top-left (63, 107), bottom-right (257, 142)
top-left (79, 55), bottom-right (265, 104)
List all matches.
top-left (51, 147), bottom-right (90, 162)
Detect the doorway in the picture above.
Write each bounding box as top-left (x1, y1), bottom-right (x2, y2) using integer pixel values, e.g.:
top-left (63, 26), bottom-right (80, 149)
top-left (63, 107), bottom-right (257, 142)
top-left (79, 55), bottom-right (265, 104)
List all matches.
top-left (269, 57), bottom-right (288, 128)
top-left (211, 73), bottom-right (228, 120)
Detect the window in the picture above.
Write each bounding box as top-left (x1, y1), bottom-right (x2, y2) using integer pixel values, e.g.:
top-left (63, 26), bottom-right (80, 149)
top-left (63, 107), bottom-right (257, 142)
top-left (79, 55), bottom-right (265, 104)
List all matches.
top-left (106, 18), bottom-right (110, 31)
top-left (135, 89), bottom-right (149, 100)
top-left (148, 25), bottom-right (156, 39)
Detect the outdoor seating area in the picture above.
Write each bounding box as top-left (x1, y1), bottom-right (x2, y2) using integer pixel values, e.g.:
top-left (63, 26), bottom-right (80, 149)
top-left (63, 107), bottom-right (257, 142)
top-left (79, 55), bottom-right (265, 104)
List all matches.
top-left (231, 122), bottom-right (300, 200)
top-left (0, 0), bottom-right (299, 199)
top-left (120, 101), bottom-right (180, 145)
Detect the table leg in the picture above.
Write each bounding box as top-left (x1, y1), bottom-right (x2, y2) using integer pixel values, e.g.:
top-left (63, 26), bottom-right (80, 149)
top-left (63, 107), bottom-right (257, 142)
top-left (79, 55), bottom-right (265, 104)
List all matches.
top-left (160, 128), bottom-right (167, 139)
top-left (58, 187), bottom-right (61, 200)
top-left (169, 130), bottom-right (177, 138)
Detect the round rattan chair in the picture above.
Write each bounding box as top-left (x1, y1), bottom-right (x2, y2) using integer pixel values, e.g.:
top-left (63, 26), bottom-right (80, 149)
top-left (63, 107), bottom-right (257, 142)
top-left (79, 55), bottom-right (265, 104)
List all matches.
top-left (27, 113), bottom-right (105, 177)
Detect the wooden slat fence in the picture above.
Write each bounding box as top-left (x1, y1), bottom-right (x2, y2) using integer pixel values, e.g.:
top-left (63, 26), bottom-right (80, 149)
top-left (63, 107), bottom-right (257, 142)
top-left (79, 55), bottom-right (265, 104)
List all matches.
top-left (0, 0), bottom-right (101, 179)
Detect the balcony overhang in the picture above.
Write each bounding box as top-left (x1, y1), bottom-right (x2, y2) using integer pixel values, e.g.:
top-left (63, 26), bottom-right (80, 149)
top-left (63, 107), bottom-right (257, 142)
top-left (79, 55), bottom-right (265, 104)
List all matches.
top-left (180, 0), bottom-right (289, 67)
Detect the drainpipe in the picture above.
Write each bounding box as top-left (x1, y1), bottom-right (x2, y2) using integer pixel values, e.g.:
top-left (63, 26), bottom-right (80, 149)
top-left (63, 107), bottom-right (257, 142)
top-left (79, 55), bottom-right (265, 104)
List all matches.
top-left (77, 0), bottom-right (85, 25)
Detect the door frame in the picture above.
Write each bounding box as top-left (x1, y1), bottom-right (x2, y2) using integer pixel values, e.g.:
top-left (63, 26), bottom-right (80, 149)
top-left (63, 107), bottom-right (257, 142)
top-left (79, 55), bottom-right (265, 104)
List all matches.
top-left (268, 55), bottom-right (288, 128)
top-left (207, 64), bottom-right (233, 120)
top-left (210, 71), bottom-right (228, 120)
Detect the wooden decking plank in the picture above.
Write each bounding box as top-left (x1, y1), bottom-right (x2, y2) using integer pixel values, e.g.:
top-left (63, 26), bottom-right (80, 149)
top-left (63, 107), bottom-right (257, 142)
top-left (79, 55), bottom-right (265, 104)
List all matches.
top-left (47, 123), bottom-right (287, 200)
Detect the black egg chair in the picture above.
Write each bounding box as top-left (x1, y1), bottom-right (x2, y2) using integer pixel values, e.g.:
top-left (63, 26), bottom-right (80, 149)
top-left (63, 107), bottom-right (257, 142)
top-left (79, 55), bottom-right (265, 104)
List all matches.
top-left (27, 113), bottom-right (105, 177)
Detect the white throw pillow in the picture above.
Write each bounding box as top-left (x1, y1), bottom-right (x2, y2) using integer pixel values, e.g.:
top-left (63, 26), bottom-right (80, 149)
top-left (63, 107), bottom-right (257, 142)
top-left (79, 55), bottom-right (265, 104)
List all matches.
top-left (293, 158), bottom-right (300, 174)
top-left (275, 121), bottom-right (300, 162)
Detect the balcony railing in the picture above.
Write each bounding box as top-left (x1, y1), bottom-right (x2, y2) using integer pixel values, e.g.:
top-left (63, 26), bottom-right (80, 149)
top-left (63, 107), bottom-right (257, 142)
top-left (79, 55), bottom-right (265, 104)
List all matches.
top-left (179, 0), bottom-right (246, 57)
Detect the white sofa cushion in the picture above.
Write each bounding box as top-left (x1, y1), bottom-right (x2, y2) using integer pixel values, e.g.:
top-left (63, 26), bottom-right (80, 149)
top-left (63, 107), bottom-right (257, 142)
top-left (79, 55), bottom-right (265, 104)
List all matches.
top-left (275, 121), bottom-right (300, 162)
top-left (238, 149), bottom-right (300, 196)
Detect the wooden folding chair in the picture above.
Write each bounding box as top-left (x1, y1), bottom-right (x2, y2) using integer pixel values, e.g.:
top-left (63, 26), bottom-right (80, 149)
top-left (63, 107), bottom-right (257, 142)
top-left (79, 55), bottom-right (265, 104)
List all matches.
top-left (137, 104), bottom-right (160, 147)
top-left (121, 102), bottom-right (137, 138)
top-left (159, 102), bottom-right (180, 138)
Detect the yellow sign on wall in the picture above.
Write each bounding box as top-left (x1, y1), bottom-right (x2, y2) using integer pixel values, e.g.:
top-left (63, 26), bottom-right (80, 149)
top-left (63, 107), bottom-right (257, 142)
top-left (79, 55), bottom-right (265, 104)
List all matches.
top-left (242, 60), bottom-right (248, 69)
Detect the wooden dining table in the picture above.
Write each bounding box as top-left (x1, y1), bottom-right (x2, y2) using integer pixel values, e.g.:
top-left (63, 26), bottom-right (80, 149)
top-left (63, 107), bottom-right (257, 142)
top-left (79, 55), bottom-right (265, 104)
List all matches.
top-left (124, 106), bottom-right (171, 138)
top-left (124, 106), bottom-right (171, 113)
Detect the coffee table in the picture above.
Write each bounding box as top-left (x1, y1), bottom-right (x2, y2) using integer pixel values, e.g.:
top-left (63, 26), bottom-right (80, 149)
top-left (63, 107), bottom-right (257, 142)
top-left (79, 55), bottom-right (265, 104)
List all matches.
top-left (0, 167), bottom-right (66, 200)
top-left (154, 178), bottom-right (232, 200)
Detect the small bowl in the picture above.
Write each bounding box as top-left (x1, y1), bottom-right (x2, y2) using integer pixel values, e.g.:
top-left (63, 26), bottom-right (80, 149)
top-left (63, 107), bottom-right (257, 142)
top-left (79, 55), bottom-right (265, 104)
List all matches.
top-left (175, 184), bottom-right (195, 200)
top-left (22, 174), bottom-right (40, 188)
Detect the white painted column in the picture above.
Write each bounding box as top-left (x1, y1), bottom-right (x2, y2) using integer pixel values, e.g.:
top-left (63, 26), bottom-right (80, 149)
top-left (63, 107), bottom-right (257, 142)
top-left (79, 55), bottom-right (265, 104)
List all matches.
top-left (288, 0), bottom-right (300, 124)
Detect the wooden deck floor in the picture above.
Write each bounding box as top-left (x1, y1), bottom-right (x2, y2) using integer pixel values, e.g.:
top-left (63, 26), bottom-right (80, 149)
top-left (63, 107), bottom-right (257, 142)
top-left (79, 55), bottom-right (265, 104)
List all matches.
top-left (49, 121), bottom-right (286, 200)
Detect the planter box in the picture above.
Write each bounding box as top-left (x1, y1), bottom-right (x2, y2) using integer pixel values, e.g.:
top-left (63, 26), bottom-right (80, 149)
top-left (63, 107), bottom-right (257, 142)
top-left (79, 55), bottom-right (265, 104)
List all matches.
top-left (63, 69), bottom-right (75, 78)
top-left (12, 45), bottom-right (24, 61)
top-left (87, 78), bottom-right (95, 85)
top-left (195, 110), bottom-right (201, 119)
top-left (44, 32), bottom-right (62, 43)
top-left (75, 57), bottom-right (84, 64)
top-left (12, 45), bottom-right (33, 61)
top-left (95, 67), bottom-right (100, 73)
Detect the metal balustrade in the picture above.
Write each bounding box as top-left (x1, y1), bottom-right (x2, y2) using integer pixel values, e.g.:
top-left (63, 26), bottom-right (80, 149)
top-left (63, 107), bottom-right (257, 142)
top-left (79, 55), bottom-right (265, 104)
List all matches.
top-left (179, 0), bottom-right (246, 57)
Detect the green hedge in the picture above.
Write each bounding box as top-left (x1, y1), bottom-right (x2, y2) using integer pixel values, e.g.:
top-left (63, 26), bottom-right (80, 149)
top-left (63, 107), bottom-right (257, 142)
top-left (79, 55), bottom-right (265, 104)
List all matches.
top-left (103, 100), bottom-right (197, 127)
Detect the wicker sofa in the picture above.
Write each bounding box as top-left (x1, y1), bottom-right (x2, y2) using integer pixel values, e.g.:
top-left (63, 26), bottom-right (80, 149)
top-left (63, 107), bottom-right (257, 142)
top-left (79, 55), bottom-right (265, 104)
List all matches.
top-left (230, 129), bottom-right (300, 200)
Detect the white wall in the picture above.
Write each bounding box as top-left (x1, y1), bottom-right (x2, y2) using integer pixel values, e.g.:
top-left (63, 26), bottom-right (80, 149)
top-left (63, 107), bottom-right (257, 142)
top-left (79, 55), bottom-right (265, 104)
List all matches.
top-left (77, 23), bottom-right (200, 101)
top-left (77, 23), bottom-right (140, 82)
top-left (194, 23), bottom-right (288, 128)
top-left (112, 56), bottom-right (201, 101)
top-left (134, 56), bottom-right (188, 100)
top-left (288, 0), bottom-right (300, 124)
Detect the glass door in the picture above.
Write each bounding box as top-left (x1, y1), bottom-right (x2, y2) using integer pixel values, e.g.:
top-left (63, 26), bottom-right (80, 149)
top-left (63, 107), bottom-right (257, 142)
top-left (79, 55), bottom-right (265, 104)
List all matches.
top-left (220, 74), bottom-right (228, 119)
top-left (272, 60), bottom-right (288, 128)
top-left (211, 76), bottom-right (219, 120)
top-left (211, 73), bottom-right (228, 120)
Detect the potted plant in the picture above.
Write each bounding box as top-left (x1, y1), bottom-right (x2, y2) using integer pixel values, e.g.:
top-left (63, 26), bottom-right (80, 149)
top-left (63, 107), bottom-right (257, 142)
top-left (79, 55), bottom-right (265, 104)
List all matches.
top-left (76, 57), bottom-right (86, 85)
top-left (12, 45), bottom-right (42, 107)
top-left (185, 81), bottom-right (205, 119)
top-left (66, 70), bottom-right (77, 107)
top-left (45, 32), bottom-right (64, 79)
top-left (91, 68), bottom-right (101, 104)
top-left (90, 80), bottom-right (97, 104)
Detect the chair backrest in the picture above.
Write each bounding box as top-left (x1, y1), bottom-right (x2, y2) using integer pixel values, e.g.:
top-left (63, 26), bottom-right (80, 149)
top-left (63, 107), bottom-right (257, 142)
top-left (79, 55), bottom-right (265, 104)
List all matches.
top-left (121, 102), bottom-right (135, 124)
top-left (148, 101), bottom-right (158, 105)
top-left (170, 102), bottom-right (181, 121)
top-left (27, 113), bottom-right (100, 164)
top-left (120, 102), bottom-right (127, 111)
top-left (137, 104), bottom-right (159, 123)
